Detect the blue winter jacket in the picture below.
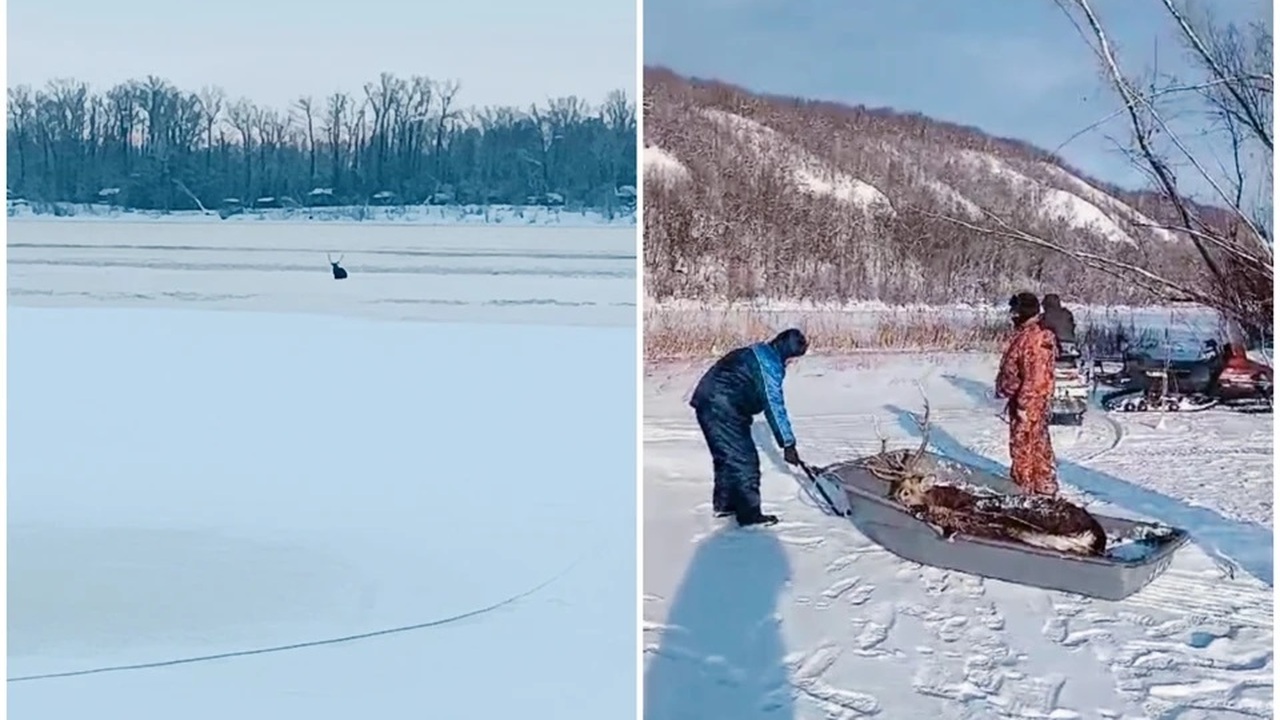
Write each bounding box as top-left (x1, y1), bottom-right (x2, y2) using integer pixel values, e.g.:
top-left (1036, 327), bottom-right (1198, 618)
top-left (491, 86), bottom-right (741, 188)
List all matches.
top-left (689, 330), bottom-right (807, 448)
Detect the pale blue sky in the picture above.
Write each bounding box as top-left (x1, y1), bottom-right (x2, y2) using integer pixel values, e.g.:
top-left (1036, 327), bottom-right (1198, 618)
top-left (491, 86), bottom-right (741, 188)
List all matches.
top-left (645, 0), bottom-right (1271, 198)
top-left (8, 0), bottom-right (636, 109)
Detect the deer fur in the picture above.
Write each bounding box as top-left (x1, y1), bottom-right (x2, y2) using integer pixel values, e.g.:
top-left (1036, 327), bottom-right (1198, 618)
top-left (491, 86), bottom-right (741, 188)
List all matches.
top-left (863, 387), bottom-right (1108, 557)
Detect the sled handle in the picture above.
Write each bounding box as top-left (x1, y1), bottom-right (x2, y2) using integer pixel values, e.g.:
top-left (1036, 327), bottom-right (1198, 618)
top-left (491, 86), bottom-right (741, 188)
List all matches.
top-left (797, 462), bottom-right (851, 517)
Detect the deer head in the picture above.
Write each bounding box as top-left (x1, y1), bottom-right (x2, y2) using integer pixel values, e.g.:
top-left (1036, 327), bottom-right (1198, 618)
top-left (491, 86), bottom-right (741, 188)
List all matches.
top-left (891, 474), bottom-right (931, 508)
top-left (861, 384), bottom-right (935, 502)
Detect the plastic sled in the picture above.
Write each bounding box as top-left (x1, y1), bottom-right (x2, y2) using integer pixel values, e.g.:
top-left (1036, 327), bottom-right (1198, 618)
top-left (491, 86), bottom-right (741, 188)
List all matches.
top-left (822, 451), bottom-right (1190, 601)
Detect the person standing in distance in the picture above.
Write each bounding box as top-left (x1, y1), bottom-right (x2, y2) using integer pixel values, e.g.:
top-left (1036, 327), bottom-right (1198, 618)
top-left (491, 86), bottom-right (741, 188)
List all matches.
top-left (689, 328), bottom-right (809, 527)
top-left (995, 293), bottom-right (1060, 495)
top-left (1039, 293), bottom-right (1077, 354)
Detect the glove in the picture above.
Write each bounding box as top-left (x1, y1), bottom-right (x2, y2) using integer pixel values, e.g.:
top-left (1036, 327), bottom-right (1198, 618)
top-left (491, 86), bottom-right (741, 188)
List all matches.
top-left (783, 445), bottom-right (802, 466)
top-left (1003, 399), bottom-right (1018, 422)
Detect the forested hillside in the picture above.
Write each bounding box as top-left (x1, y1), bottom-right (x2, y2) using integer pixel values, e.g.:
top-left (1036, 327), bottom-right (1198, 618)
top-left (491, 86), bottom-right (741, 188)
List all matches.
top-left (643, 67), bottom-right (1226, 306)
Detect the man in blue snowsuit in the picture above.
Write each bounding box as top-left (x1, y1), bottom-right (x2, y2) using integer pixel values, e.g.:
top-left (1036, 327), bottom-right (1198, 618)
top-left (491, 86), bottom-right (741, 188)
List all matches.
top-left (689, 328), bottom-right (809, 527)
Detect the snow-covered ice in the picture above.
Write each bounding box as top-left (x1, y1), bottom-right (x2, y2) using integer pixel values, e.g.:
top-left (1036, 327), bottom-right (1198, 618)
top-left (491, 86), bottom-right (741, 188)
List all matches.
top-left (643, 354), bottom-right (1272, 719)
top-left (9, 219), bottom-right (636, 327)
top-left (8, 219), bottom-right (637, 719)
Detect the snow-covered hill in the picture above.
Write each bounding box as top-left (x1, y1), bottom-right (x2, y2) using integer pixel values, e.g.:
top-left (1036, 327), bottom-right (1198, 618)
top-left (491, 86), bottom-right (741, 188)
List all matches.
top-left (646, 108), bottom-right (1181, 247)
top-left (643, 67), bottom-right (1206, 305)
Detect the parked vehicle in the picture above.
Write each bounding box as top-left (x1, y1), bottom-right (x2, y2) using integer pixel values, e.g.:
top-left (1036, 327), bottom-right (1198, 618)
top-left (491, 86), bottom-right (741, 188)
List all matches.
top-left (1099, 339), bottom-right (1273, 413)
top-left (1050, 341), bottom-right (1090, 425)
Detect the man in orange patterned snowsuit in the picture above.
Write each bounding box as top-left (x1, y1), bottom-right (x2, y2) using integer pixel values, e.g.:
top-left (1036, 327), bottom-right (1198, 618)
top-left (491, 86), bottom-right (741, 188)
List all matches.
top-left (995, 292), bottom-right (1060, 495)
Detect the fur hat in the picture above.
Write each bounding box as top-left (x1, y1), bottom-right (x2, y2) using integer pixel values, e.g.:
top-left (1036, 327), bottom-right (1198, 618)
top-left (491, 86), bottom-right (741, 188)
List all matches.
top-left (1008, 292), bottom-right (1041, 322)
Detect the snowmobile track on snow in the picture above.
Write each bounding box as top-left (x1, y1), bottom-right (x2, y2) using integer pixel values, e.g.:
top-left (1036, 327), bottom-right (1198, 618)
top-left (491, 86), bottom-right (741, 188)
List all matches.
top-left (1078, 411), bottom-right (1126, 464)
top-left (645, 408), bottom-right (1126, 468)
top-left (1121, 568), bottom-right (1273, 629)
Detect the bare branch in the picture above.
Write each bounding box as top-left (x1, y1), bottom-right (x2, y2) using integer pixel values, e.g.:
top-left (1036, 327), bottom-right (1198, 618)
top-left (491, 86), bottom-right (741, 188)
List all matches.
top-left (1158, 0), bottom-right (1272, 150)
top-left (1051, 0), bottom-right (1271, 332)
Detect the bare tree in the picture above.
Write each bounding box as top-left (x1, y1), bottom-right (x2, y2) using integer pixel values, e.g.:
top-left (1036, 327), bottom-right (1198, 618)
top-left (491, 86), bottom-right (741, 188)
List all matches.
top-left (324, 91), bottom-right (350, 190)
top-left (433, 80), bottom-right (461, 184)
top-left (294, 95), bottom-right (317, 184)
top-left (197, 86), bottom-right (224, 172)
top-left (227, 98), bottom-right (256, 196)
top-left (9, 73), bottom-right (633, 212)
top-left (931, 0), bottom-right (1272, 333)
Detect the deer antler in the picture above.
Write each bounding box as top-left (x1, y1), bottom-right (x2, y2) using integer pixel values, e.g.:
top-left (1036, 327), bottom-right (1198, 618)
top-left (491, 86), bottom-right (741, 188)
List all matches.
top-left (905, 382), bottom-right (932, 473)
top-left (859, 385), bottom-right (934, 486)
top-left (872, 415), bottom-right (888, 455)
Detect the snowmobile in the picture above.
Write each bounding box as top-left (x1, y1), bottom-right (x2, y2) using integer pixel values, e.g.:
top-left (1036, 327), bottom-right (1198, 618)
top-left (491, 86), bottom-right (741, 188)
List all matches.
top-left (1049, 341), bottom-right (1090, 425)
top-left (1088, 353), bottom-right (1130, 388)
top-left (1099, 339), bottom-right (1273, 413)
top-left (1088, 331), bottom-right (1154, 389)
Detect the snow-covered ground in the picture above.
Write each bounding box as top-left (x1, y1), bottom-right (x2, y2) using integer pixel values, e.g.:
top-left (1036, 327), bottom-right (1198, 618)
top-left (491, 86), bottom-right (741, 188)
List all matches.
top-left (9, 219), bottom-right (635, 327)
top-left (643, 354), bottom-right (1273, 720)
top-left (7, 202), bottom-right (636, 227)
top-left (8, 223), bottom-right (637, 718)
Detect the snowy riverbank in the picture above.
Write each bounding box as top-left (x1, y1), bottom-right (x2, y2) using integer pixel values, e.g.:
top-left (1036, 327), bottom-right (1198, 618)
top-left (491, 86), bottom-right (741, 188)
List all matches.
top-left (7, 201), bottom-right (636, 227)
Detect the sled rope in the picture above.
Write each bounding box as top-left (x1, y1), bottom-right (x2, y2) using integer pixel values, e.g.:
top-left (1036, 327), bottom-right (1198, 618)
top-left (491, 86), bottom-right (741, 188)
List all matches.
top-left (8, 556), bottom-right (583, 683)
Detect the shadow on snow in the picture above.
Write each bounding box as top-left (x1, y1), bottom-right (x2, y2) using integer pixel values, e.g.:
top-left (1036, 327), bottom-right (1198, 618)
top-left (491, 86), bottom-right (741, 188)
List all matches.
top-left (644, 528), bottom-right (795, 720)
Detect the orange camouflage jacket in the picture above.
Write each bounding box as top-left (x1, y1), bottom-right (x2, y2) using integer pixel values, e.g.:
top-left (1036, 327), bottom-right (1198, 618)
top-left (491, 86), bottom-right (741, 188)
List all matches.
top-left (995, 317), bottom-right (1057, 410)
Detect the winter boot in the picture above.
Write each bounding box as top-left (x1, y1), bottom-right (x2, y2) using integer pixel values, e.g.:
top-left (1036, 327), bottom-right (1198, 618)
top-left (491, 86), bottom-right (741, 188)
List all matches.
top-left (712, 485), bottom-right (735, 517)
top-left (736, 508), bottom-right (779, 527)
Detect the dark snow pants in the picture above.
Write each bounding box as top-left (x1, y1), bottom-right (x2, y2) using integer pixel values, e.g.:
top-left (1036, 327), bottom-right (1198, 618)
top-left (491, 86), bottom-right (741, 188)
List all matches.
top-left (694, 401), bottom-right (761, 520)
